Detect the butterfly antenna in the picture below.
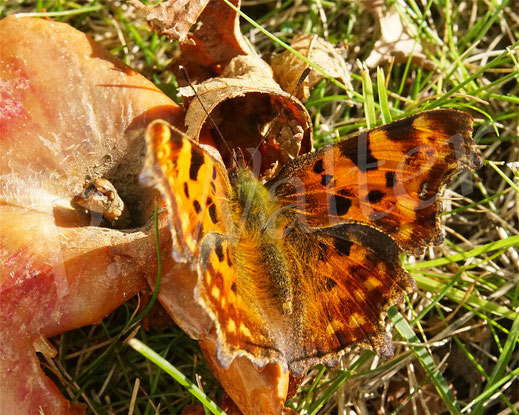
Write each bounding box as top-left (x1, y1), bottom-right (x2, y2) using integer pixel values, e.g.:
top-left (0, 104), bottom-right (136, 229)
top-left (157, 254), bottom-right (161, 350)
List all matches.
top-left (179, 66), bottom-right (238, 166)
top-left (245, 67), bottom-right (312, 170)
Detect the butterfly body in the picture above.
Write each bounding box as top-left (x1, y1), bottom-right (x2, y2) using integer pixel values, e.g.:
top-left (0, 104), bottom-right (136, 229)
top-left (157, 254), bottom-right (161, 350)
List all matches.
top-left (226, 167), bottom-right (295, 316)
top-left (143, 109), bottom-right (482, 374)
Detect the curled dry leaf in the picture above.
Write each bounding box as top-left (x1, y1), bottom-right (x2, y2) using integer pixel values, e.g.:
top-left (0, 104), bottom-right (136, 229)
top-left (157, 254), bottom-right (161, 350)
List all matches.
top-left (365, 8), bottom-right (434, 70)
top-left (271, 34), bottom-right (353, 102)
top-left (181, 55), bottom-right (313, 181)
top-left (170, 0), bottom-right (314, 180)
top-left (0, 15), bottom-right (183, 414)
top-left (130, 0), bottom-right (210, 44)
top-left (176, 0), bottom-right (253, 82)
top-left (132, 0), bottom-right (251, 82)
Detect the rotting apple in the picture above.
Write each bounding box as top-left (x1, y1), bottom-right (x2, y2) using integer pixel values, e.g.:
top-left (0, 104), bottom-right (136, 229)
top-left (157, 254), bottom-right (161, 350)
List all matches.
top-left (0, 15), bottom-right (183, 414)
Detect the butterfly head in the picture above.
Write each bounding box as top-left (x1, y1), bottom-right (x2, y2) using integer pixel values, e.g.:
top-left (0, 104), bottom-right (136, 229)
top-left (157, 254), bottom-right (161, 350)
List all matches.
top-left (229, 147), bottom-right (247, 172)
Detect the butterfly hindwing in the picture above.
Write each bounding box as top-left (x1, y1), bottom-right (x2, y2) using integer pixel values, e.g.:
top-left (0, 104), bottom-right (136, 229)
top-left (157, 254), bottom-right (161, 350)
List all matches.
top-left (282, 224), bottom-right (416, 373)
top-left (271, 109), bottom-right (483, 255)
top-left (197, 233), bottom-right (279, 368)
top-left (143, 120), bottom-right (232, 262)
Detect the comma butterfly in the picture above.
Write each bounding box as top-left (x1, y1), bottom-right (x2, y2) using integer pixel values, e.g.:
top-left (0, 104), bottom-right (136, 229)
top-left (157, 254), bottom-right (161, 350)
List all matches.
top-left (141, 109), bottom-right (482, 375)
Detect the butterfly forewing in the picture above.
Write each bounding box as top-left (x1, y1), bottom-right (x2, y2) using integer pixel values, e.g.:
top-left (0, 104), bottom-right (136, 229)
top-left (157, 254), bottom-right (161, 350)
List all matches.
top-left (271, 109), bottom-right (482, 255)
top-left (142, 120), bottom-right (232, 261)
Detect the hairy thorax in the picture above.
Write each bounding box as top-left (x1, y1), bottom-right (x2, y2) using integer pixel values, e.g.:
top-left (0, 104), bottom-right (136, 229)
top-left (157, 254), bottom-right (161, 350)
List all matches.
top-left (229, 168), bottom-right (295, 315)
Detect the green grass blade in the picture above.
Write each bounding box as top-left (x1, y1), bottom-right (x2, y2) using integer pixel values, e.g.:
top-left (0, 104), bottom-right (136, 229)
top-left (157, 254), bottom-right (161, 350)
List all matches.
top-left (414, 274), bottom-right (516, 320)
top-left (423, 43), bottom-right (518, 110)
top-left (388, 307), bottom-right (460, 414)
top-left (405, 236), bottom-right (519, 271)
top-left (306, 353), bottom-right (372, 415)
top-left (360, 62), bottom-right (376, 128)
top-left (462, 366), bottom-right (519, 413)
top-left (377, 67), bottom-right (392, 123)
top-left (128, 339), bottom-right (227, 415)
top-left (488, 161), bottom-right (519, 193)
top-left (470, 311), bottom-right (519, 415)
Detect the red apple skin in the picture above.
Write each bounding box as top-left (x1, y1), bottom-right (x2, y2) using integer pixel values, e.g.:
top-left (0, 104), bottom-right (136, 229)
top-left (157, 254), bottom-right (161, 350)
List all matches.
top-left (0, 15), bottom-right (183, 414)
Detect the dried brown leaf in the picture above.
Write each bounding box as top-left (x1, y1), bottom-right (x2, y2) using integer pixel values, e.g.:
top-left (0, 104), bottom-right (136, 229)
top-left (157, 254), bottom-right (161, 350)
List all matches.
top-left (180, 55), bottom-right (313, 180)
top-left (0, 15), bottom-right (185, 415)
top-left (130, 0), bottom-right (209, 44)
top-left (173, 0), bottom-right (253, 82)
top-left (271, 34), bottom-right (353, 102)
top-left (365, 10), bottom-right (435, 70)
top-left (199, 331), bottom-right (290, 415)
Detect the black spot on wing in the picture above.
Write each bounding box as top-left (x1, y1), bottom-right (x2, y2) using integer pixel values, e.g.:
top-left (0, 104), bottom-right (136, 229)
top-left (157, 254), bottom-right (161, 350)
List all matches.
top-left (215, 239), bottom-right (225, 262)
top-left (193, 200), bottom-right (202, 213)
top-left (206, 197), bottom-right (219, 224)
top-left (329, 194), bottom-right (352, 216)
top-left (212, 165), bottom-right (217, 180)
top-left (189, 147), bottom-right (204, 181)
top-left (378, 114), bottom-right (419, 142)
top-left (183, 182), bottom-right (189, 198)
top-left (334, 237), bottom-right (353, 256)
top-left (367, 190), bottom-right (385, 204)
top-left (318, 242), bottom-right (328, 262)
top-left (385, 171), bottom-right (395, 188)
top-left (340, 132), bottom-right (379, 172)
top-left (321, 174), bottom-right (333, 186)
top-left (324, 277), bottom-right (337, 291)
top-left (313, 159), bottom-right (324, 174)
top-left (209, 204), bottom-right (218, 224)
top-left (231, 282), bottom-right (237, 293)
top-left (347, 224), bottom-right (400, 264)
top-left (168, 127), bottom-right (184, 150)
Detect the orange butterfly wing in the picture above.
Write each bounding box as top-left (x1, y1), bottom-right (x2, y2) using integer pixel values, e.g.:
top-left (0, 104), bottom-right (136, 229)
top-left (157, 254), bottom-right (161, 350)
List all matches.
top-left (282, 224), bottom-right (416, 373)
top-left (142, 120), bottom-right (232, 262)
top-left (196, 219), bottom-right (418, 375)
top-left (197, 233), bottom-right (280, 369)
top-left (271, 109), bottom-right (483, 255)
top-left (143, 121), bottom-right (281, 367)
